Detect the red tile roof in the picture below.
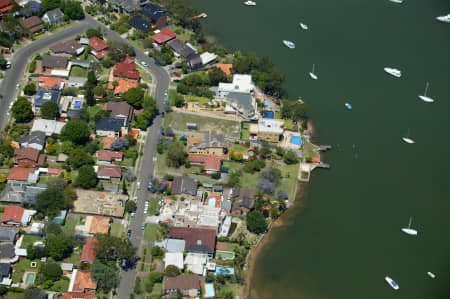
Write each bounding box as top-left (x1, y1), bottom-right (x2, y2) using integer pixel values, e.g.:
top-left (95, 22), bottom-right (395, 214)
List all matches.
top-left (101, 137), bottom-right (117, 150)
top-left (95, 50), bottom-right (109, 60)
top-left (123, 56), bottom-right (134, 65)
top-left (152, 28), bottom-right (176, 44)
top-left (80, 237), bottom-right (98, 264)
top-left (0, 0), bottom-right (11, 7)
top-left (97, 166), bottom-right (122, 179)
top-left (168, 227), bottom-right (216, 254)
top-left (207, 64), bottom-right (233, 76)
top-left (188, 154), bottom-right (222, 171)
top-left (108, 79), bottom-right (138, 95)
top-left (14, 147), bottom-right (40, 162)
top-left (48, 168), bottom-right (66, 175)
top-left (113, 62), bottom-right (140, 80)
top-left (64, 293), bottom-right (94, 299)
top-left (1, 206), bottom-right (24, 223)
top-left (89, 37), bottom-right (108, 52)
top-left (38, 76), bottom-right (62, 89)
top-left (7, 167), bottom-right (33, 181)
top-left (71, 270), bottom-right (97, 293)
top-left (312, 156), bottom-right (321, 163)
top-left (96, 150), bottom-right (123, 162)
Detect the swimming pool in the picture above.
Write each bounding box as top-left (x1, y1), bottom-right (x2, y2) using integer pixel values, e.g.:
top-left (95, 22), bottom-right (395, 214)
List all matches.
top-left (291, 135), bottom-right (302, 146)
top-left (216, 251), bottom-right (234, 260)
top-left (207, 197), bottom-right (217, 207)
top-left (204, 283), bottom-right (215, 297)
top-left (215, 267), bottom-right (235, 275)
top-left (25, 272), bottom-right (35, 285)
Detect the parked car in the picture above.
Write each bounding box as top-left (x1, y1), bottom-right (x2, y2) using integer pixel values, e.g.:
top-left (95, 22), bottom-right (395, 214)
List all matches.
top-left (137, 182), bottom-right (141, 190)
top-left (147, 179), bottom-right (154, 191)
top-left (141, 224), bottom-right (146, 230)
top-left (127, 229), bottom-right (132, 237)
top-left (16, 84), bottom-right (20, 89)
top-left (131, 212), bottom-right (135, 218)
top-left (140, 60), bottom-right (148, 67)
top-left (164, 89), bottom-right (168, 96)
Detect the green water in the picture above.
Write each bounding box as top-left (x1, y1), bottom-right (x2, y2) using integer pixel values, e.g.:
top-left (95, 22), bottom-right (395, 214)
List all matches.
top-left (190, 0), bottom-right (450, 298)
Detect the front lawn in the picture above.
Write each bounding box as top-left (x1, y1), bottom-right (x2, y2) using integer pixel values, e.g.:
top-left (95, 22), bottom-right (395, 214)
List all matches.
top-left (70, 66), bottom-right (88, 77)
top-left (184, 94), bottom-right (211, 106)
top-left (110, 222), bottom-right (123, 237)
top-left (147, 196), bottom-right (160, 216)
top-left (62, 250), bottom-right (80, 267)
top-left (143, 223), bottom-right (161, 242)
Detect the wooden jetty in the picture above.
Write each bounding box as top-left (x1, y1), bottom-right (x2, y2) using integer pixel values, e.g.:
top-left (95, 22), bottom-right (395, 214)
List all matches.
top-left (319, 145), bottom-right (332, 151)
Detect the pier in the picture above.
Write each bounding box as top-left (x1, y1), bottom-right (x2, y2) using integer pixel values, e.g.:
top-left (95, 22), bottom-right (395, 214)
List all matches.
top-left (316, 162), bottom-right (330, 169)
top-left (319, 145), bottom-right (332, 151)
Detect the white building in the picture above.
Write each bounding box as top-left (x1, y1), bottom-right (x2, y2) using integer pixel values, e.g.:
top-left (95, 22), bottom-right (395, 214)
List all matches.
top-left (31, 119), bottom-right (65, 136)
top-left (218, 215), bottom-right (231, 237)
top-left (164, 252), bottom-right (184, 270)
top-left (218, 74), bottom-right (255, 98)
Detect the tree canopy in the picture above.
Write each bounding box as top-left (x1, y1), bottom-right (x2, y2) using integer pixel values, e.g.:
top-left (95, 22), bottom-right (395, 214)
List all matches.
top-left (12, 97), bottom-right (34, 123)
top-left (60, 119), bottom-right (90, 145)
top-left (95, 235), bottom-right (136, 263)
top-left (122, 87), bottom-right (145, 108)
top-left (75, 165), bottom-right (97, 189)
top-left (46, 234), bottom-right (74, 260)
top-left (166, 141), bottom-right (186, 168)
top-left (281, 99), bottom-right (307, 121)
top-left (40, 101), bottom-right (59, 120)
top-left (86, 28), bottom-right (102, 39)
top-left (62, 0), bottom-right (84, 20)
top-left (246, 210), bottom-right (268, 234)
top-left (284, 150), bottom-right (299, 165)
top-left (36, 188), bottom-right (65, 219)
top-left (68, 148), bottom-right (94, 169)
top-left (23, 82), bottom-right (37, 96)
top-left (40, 261), bottom-right (62, 282)
top-left (92, 260), bottom-right (119, 291)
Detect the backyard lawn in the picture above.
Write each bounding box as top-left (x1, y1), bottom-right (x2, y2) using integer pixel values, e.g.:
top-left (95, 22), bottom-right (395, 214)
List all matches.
top-left (14, 258), bottom-right (42, 271)
top-left (20, 235), bottom-right (42, 249)
top-left (87, 105), bottom-right (102, 120)
top-left (184, 94), bottom-right (211, 106)
top-left (62, 220), bottom-right (78, 235)
top-left (62, 250), bottom-right (81, 267)
top-left (110, 222), bottom-right (124, 237)
top-left (231, 143), bottom-right (248, 153)
top-left (70, 66), bottom-right (88, 77)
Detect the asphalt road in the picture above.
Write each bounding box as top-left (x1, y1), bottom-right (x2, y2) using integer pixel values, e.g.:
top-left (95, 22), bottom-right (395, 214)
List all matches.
top-left (0, 16), bottom-right (170, 298)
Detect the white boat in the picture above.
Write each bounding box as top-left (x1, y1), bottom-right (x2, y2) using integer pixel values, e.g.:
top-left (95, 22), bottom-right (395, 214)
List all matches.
top-left (309, 64), bottom-right (318, 80)
top-left (345, 103), bottom-right (352, 110)
top-left (401, 216), bottom-right (418, 236)
top-left (402, 128), bottom-right (415, 144)
top-left (282, 40), bottom-right (295, 49)
top-left (243, 1), bottom-right (256, 6)
top-left (427, 272), bottom-right (436, 279)
top-left (384, 67), bottom-right (402, 78)
top-left (389, 0), bottom-right (404, 4)
top-left (436, 14), bottom-right (450, 23)
top-left (418, 82), bottom-right (435, 103)
top-left (385, 276), bottom-right (399, 290)
top-left (300, 22), bottom-right (309, 30)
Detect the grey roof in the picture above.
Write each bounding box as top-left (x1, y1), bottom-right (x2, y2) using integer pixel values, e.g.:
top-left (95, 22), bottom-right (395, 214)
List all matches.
top-left (0, 244), bottom-right (15, 259)
top-left (70, 59), bottom-right (92, 68)
top-left (96, 117), bottom-right (128, 132)
top-left (221, 200), bottom-right (232, 212)
top-left (110, 0), bottom-right (138, 13)
top-left (0, 263), bottom-right (11, 277)
top-left (24, 184), bottom-right (47, 205)
top-left (167, 39), bottom-right (195, 58)
top-left (67, 111), bottom-right (81, 119)
top-left (129, 15), bottom-right (150, 31)
top-left (69, 76), bottom-right (88, 84)
top-left (0, 227), bottom-right (19, 243)
top-left (20, 131), bottom-right (46, 147)
top-left (226, 92), bottom-right (253, 113)
top-left (187, 53), bottom-right (202, 69)
top-left (44, 8), bottom-right (64, 23)
top-left (171, 176), bottom-right (197, 196)
top-left (142, 3), bottom-right (166, 22)
top-left (167, 239), bottom-right (186, 253)
top-left (34, 89), bottom-right (61, 107)
top-left (0, 185), bottom-right (24, 203)
top-left (42, 55), bottom-right (68, 69)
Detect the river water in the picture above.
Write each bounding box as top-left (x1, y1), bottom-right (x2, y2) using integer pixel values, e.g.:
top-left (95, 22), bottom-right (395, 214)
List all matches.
top-left (190, 0), bottom-right (450, 298)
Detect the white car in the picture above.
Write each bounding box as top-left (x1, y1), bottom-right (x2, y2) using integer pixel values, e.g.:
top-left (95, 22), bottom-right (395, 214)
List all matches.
top-left (137, 182), bottom-right (141, 189)
top-left (16, 84), bottom-right (20, 89)
top-left (140, 61), bottom-right (148, 67)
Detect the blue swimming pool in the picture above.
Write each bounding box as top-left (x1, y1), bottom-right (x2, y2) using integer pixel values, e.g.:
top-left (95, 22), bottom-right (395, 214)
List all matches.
top-left (264, 100), bottom-right (271, 107)
top-left (291, 135), bottom-right (302, 146)
top-left (208, 197), bottom-right (217, 207)
top-left (204, 283), bottom-right (215, 297)
top-left (25, 272), bottom-right (35, 285)
top-left (215, 267), bottom-right (235, 275)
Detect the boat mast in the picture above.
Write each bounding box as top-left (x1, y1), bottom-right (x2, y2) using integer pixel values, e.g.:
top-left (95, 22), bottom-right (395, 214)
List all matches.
top-left (408, 216), bottom-right (412, 229)
top-left (424, 82), bottom-right (429, 96)
top-left (312, 64), bottom-right (315, 74)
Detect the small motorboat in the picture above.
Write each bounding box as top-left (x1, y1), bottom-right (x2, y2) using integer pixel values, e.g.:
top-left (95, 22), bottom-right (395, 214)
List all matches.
top-left (402, 137), bottom-right (415, 144)
top-left (282, 40), bottom-right (295, 49)
top-left (300, 22), bottom-right (309, 30)
top-left (243, 0), bottom-right (256, 6)
top-left (436, 14), bottom-right (450, 23)
top-left (384, 67), bottom-right (402, 78)
top-left (309, 64), bottom-right (318, 80)
top-left (345, 103), bottom-right (352, 110)
top-left (385, 276), bottom-right (399, 290)
top-left (389, 0), bottom-right (404, 4)
top-left (418, 82), bottom-right (435, 103)
top-left (401, 216), bottom-right (418, 236)
top-left (427, 272), bottom-right (436, 279)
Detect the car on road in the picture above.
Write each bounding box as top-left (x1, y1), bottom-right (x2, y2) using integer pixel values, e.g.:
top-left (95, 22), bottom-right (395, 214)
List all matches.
top-left (140, 60), bottom-right (148, 67)
top-left (131, 212), bottom-right (135, 218)
top-left (141, 224), bottom-right (146, 230)
top-left (164, 89), bottom-right (168, 96)
top-left (127, 229), bottom-right (132, 237)
top-left (16, 84), bottom-right (20, 89)
top-left (147, 179), bottom-right (154, 191)
top-left (137, 182), bottom-right (140, 189)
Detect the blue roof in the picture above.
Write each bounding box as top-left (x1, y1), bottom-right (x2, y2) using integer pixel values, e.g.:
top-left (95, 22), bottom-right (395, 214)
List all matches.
top-left (73, 101), bottom-right (82, 109)
top-left (129, 15), bottom-right (150, 31)
top-left (262, 110), bottom-right (274, 119)
top-left (204, 283), bottom-right (215, 297)
top-left (34, 89), bottom-right (61, 108)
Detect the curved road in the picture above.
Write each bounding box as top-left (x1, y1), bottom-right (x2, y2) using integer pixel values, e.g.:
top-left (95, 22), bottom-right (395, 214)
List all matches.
top-left (0, 15), bottom-right (170, 299)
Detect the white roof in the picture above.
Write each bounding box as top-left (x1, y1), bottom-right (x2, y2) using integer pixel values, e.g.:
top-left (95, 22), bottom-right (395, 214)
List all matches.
top-left (197, 215), bottom-right (219, 227)
top-left (200, 52), bottom-right (217, 65)
top-left (51, 69), bottom-right (70, 78)
top-left (185, 253), bottom-right (208, 275)
top-left (15, 248), bottom-right (27, 257)
top-left (218, 74), bottom-right (254, 94)
top-left (30, 222), bottom-right (45, 234)
top-left (79, 38), bottom-right (89, 45)
top-left (165, 252), bottom-right (184, 270)
top-left (258, 119), bottom-right (284, 133)
top-left (22, 209), bottom-right (36, 225)
top-left (31, 119), bottom-right (65, 136)
top-left (167, 239), bottom-right (186, 253)
top-left (60, 263), bottom-right (73, 271)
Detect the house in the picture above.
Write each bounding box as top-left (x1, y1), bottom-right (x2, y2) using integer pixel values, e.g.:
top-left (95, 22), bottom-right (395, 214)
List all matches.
top-left (73, 189), bottom-right (126, 218)
top-left (142, 3), bottom-right (167, 29)
top-left (31, 119), bottom-right (65, 136)
top-left (251, 119), bottom-right (284, 143)
top-left (151, 28), bottom-right (176, 45)
top-left (96, 150), bottom-right (123, 164)
top-left (64, 293), bottom-right (94, 299)
top-left (20, 131), bottom-right (46, 151)
top-left (89, 36), bottom-right (108, 59)
top-left (188, 155), bottom-right (222, 174)
top-left (164, 252), bottom-right (183, 270)
top-left (129, 15), bottom-right (150, 31)
top-left (1, 206), bottom-right (36, 226)
top-left (21, 16), bottom-right (44, 33)
top-left (0, 263), bottom-right (11, 286)
top-left (68, 76), bottom-right (88, 88)
top-left (232, 187), bottom-right (255, 216)
top-left (218, 74), bottom-right (254, 96)
top-left (42, 8), bottom-right (64, 25)
top-left (19, 1), bottom-right (41, 18)
top-left (37, 76), bottom-right (63, 90)
top-left (207, 64), bottom-right (232, 76)
top-left (75, 216), bottom-right (110, 236)
top-left (156, 239), bottom-right (185, 253)
top-left (80, 237), bottom-right (98, 265)
top-left (0, 227), bottom-right (19, 245)
top-left (163, 274), bottom-right (200, 297)
top-left (97, 166), bottom-right (122, 182)
top-left (168, 227), bottom-right (216, 256)
top-left (103, 101), bottom-right (133, 122)
top-left (108, 79), bottom-right (138, 96)
top-left (186, 53), bottom-right (202, 70)
top-left (108, 0), bottom-right (138, 15)
top-left (225, 92), bottom-right (258, 120)
top-left (0, 0), bottom-right (13, 14)
top-left (218, 215), bottom-right (231, 237)
top-left (13, 147), bottom-right (46, 167)
top-left (187, 134), bottom-right (227, 156)
top-left (167, 39), bottom-right (195, 59)
top-left (101, 137), bottom-right (117, 150)
top-left (33, 89), bottom-right (62, 114)
top-left (95, 118), bottom-right (128, 137)
top-left (67, 269), bottom-right (97, 293)
top-left (50, 39), bottom-right (84, 56)
top-left (6, 168), bottom-right (38, 185)
top-left (171, 176), bottom-right (197, 196)
top-left (42, 55), bottom-right (68, 71)
top-left (200, 52), bottom-right (217, 66)
top-left (112, 62), bottom-right (140, 80)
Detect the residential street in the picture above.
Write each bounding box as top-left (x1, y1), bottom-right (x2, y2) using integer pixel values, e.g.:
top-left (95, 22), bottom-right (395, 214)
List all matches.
top-left (0, 15), bottom-right (170, 299)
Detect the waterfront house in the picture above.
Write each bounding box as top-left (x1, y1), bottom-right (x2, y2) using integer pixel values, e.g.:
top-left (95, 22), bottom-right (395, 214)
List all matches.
top-left (142, 3), bottom-right (167, 29)
top-left (21, 16), bottom-right (44, 34)
top-left (129, 15), bottom-right (150, 31)
top-left (151, 28), bottom-right (176, 45)
top-left (251, 119), bottom-right (284, 143)
top-left (186, 53), bottom-right (202, 70)
top-left (42, 8), bottom-right (64, 25)
top-left (19, 131), bottom-right (46, 151)
top-left (167, 39), bottom-right (195, 59)
top-left (168, 226), bottom-right (216, 257)
top-left (231, 187), bottom-right (256, 216)
top-left (97, 166), bottom-right (122, 182)
top-left (80, 237), bottom-right (98, 265)
top-left (163, 274), bottom-right (200, 297)
top-left (13, 147), bottom-right (46, 168)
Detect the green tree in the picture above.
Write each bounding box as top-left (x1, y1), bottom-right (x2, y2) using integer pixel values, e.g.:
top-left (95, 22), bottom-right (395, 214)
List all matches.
top-left (86, 88), bottom-right (95, 106)
top-left (136, 110), bottom-right (153, 129)
top-left (75, 165), bottom-right (97, 189)
top-left (124, 200), bottom-right (136, 213)
top-left (259, 143), bottom-right (272, 160)
top-left (40, 101), bottom-right (59, 120)
top-left (36, 188), bottom-right (65, 219)
top-left (165, 265), bottom-right (180, 277)
top-left (95, 235), bottom-right (136, 263)
top-left (0, 55), bottom-right (7, 70)
top-left (46, 234), bottom-right (74, 260)
top-left (246, 210), bottom-right (268, 234)
top-left (122, 87), bottom-right (144, 108)
top-left (92, 260), bottom-right (118, 291)
top-left (87, 70), bottom-right (97, 85)
top-left (40, 261), bottom-right (62, 281)
top-left (172, 93), bottom-right (184, 107)
top-left (24, 287), bottom-right (46, 299)
top-left (148, 272), bottom-right (163, 284)
top-left (23, 82), bottom-right (37, 96)
top-left (45, 221), bottom-right (62, 236)
top-left (284, 150), bottom-right (299, 165)
top-left (281, 99), bottom-right (308, 122)
top-left (86, 28), bottom-right (102, 39)
top-left (41, 0), bottom-right (60, 12)
top-left (208, 67), bottom-right (228, 85)
top-left (60, 119), bottom-right (90, 145)
top-left (62, 0), bottom-right (84, 20)
top-left (12, 96), bottom-right (34, 123)
top-left (165, 141), bottom-right (186, 168)
top-left (67, 148), bottom-right (94, 169)
top-left (151, 246), bottom-right (164, 258)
